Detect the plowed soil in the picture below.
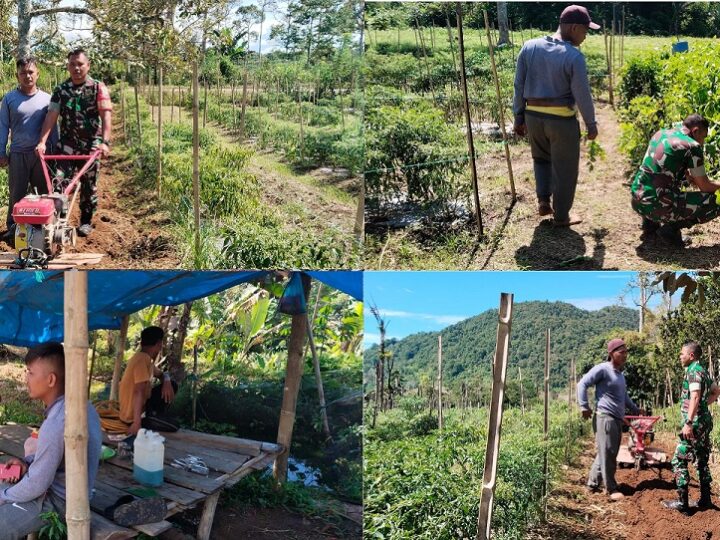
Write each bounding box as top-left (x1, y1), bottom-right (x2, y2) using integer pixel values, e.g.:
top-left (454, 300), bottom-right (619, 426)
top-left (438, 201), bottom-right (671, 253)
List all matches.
top-left (529, 432), bottom-right (720, 540)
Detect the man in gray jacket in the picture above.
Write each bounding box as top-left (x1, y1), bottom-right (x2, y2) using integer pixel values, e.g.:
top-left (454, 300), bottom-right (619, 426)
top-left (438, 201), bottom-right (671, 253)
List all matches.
top-left (0, 343), bottom-right (102, 539)
top-left (0, 57), bottom-right (57, 245)
top-left (577, 338), bottom-right (641, 501)
top-left (513, 5), bottom-right (599, 227)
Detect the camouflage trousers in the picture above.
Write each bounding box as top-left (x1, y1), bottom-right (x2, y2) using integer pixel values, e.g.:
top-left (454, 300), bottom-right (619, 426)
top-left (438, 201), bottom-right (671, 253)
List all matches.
top-left (631, 189), bottom-right (720, 226)
top-left (56, 143), bottom-right (100, 225)
top-left (671, 424), bottom-right (713, 488)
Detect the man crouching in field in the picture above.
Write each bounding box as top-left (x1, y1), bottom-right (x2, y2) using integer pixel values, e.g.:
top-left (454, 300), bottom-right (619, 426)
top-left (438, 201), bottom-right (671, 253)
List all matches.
top-left (0, 343), bottom-right (102, 539)
top-left (663, 342), bottom-right (720, 514)
top-left (631, 114), bottom-right (720, 247)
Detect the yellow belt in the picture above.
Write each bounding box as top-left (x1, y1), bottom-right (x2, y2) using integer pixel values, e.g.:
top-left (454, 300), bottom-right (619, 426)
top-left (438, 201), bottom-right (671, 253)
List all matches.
top-left (526, 105), bottom-right (576, 117)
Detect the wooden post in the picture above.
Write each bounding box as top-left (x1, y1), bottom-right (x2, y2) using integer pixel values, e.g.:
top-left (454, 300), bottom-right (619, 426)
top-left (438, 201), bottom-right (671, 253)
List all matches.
top-left (543, 329), bottom-right (550, 519)
top-left (171, 85), bottom-right (175, 123)
top-left (134, 77), bottom-right (142, 146)
top-left (297, 82), bottom-right (304, 163)
top-left (157, 64), bottom-right (163, 196)
top-left (306, 316), bottom-right (331, 440)
top-left (179, 86), bottom-right (182, 122)
top-left (518, 366), bottom-right (525, 415)
top-left (476, 293), bottom-right (514, 540)
top-left (203, 78), bottom-right (208, 128)
top-left (192, 60), bottom-right (201, 263)
top-left (273, 274), bottom-right (312, 484)
top-left (437, 334), bottom-right (443, 430)
top-left (621, 6), bottom-right (625, 67)
top-left (240, 68), bottom-right (248, 140)
top-left (484, 10), bottom-right (516, 201)
top-left (87, 333), bottom-right (98, 399)
top-left (120, 74), bottom-right (127, 143)
top-left (192, 340), bottom-right (200, 428)
top-left (603, 22), bottom-right (614, 107)
top-left (109, 315), bottom-right (129, 402)
top-left (197, 491), bottom-right (220, 540)
top-left (456, 3), bottom-right (483, 238)
top-left (64, 270), bottom-right (90, 540)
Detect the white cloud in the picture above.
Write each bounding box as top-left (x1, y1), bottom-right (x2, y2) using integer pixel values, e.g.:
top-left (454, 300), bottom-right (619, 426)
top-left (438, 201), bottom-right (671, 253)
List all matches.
top-left (378, 309), bottom-right (467, 326)
top-left (564, 297), bottom-right (621, 311)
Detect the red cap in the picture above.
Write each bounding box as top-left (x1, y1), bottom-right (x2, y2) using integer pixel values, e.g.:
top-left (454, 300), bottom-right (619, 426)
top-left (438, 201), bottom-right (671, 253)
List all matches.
top-left (560, 5), bottom-right (601, 30)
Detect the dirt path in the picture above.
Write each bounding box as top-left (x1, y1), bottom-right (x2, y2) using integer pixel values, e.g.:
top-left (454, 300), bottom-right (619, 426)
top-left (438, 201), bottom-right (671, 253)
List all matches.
top-left (0, 139), bottom-right (181, 269)
top-left (474, 102), bottom-right (720, 269)
top-left (528, 432), bottom-right (720, 540)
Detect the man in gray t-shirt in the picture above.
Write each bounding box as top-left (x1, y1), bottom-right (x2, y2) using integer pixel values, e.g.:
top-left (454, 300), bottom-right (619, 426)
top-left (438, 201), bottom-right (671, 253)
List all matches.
top-left (0, 343), bottom-right (101, 539)
top-left (0, 56), bottom-right (57, 245)
top-left (577, 338), bottom-right (641, 501)
top-left (513, 5), bottom-right (599, 226)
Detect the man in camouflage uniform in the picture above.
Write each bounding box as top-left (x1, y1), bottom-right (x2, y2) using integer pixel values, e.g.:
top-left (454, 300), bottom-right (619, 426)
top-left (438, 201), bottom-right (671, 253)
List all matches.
top-left (631, 114), bottom-right (720, 247)
top-left (663, 341), bottom-right (720, 514)
top-left (36, 48), bottom-right (112, 237)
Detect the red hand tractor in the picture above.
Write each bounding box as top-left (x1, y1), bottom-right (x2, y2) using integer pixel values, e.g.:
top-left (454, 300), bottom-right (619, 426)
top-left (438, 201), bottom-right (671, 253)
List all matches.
top-left (617, 415), bottom-right (668, 471)
top-left (12, 149), bottom-right (101, 268)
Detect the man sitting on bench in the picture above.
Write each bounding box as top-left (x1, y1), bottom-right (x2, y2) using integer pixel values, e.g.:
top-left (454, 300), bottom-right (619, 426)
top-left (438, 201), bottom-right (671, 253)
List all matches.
top-left (0, 343), bottom-right (102, 539)
top-left (118, 326), bottom-right (177, 435)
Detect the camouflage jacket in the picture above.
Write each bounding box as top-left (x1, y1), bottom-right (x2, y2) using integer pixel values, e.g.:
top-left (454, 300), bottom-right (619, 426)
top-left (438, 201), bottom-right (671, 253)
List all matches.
top-left (680, 360), bottom-right (713, 427)
top-left (631, 122), bottom-right (706, 198)
top-left (48, 77), bottom-right (112, 151)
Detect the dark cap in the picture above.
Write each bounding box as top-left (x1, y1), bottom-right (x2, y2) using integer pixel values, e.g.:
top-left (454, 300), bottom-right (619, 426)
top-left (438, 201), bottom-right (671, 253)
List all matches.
top-left (560, 5), bottom-right (601, 30)
top-left (606, 338), bottom-right (626, 359)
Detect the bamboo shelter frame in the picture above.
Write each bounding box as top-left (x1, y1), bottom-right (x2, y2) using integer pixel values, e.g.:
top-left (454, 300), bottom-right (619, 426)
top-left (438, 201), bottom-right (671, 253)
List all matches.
top-left (0, 270), bottom-right (361, 539)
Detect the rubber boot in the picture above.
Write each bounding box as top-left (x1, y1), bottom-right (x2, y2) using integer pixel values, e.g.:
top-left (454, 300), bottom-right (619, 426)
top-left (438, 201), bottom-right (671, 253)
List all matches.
top-left (641, 218), bottom-right (660, 240)
top-left (695, 483), bottom-right (712, 509)
top-left (662, 486), bottom-right (690, 514)
top-left (656, 222), bottom-right (690, 247)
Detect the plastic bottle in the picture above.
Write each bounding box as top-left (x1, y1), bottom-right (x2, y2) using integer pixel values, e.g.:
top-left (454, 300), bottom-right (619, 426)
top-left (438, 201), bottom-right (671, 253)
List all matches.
top-left (24, 429), bottom-right (38, 457)
top-left (133, 428), bottom-right (165, 486)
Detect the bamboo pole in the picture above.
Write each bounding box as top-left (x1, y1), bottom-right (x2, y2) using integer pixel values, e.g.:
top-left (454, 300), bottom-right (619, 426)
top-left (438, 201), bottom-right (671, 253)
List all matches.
top-left (109, 315), bottom-right (129, 402)
top-left (171, 85), bottom-right (175, 123)
top-left (621, 7), bottom-right (625, 67)
top-left (307, 317), bottom-right (331, 440)
top-left (64, 270), bottom-right (90, 540)
top-left (273, 274), bottom-right (311, 484)
top-left (240, 69), bottom-right (248, 140)
top-left (203, 78), bottom-right (208, 128)
top-left (484, 10), bottom-right (516, 201)
top-left (603, 21), bottom-right (614, 107)
top-left (87, 333), bottom-right (98, 399)
top-left (437, 334), bottom-right (443, 430)
top-left (456, 3), bottom-right (483, 238)
top-left (157, 64), bottom-right (163, 196)
top-left (476, 293), bottom-right (514, 540)
top-left (192, 60), bottom-right (201, 264)
top-left (120, 73), bottom-right (126, 143)
top-left (134, 76), bottom-right (142, 147)
top-left (543, 329), bottom-right (550, 519)
top-left (192, 340), bottom-right (200, 428)
top-left (518, 366), bottom-right (525, 415)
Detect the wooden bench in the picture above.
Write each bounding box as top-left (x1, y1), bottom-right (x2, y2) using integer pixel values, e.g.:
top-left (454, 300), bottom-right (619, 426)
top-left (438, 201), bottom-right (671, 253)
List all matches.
top-left (1, 424), bottom-right (282, 539)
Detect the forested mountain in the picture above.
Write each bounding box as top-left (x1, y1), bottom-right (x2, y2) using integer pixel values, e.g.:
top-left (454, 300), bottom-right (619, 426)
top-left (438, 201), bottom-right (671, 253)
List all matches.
top-left (365, 301), bottom-right (638, 390)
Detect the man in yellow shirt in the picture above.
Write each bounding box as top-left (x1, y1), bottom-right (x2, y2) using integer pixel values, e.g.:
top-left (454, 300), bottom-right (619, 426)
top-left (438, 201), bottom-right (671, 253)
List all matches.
top-left (118, 326), bottom-right (176, 435)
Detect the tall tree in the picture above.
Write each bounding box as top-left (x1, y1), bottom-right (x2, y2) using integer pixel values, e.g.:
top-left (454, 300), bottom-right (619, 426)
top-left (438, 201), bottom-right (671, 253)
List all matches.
top-left (496, 1), bottom-right (510, 46)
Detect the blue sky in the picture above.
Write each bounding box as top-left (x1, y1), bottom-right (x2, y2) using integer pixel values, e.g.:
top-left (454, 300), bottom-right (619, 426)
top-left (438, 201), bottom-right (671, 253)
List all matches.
top-left (364, 271), bottom-right (665, 347)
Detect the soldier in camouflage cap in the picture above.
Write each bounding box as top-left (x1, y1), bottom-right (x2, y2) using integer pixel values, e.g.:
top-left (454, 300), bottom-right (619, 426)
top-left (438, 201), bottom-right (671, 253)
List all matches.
top-left (631, 114), bottom-right (720, 247)
top-left (35, 48), bottom-right (112, 238)
top-left (663, 341), bottom-right (720, 514)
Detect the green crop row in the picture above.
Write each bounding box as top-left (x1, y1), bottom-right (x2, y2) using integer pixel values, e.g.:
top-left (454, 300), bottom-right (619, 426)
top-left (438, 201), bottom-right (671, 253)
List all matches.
top-left (618, 42), bottom-right (720, 174)
top-left (364, 401), bottom-right (589, 540)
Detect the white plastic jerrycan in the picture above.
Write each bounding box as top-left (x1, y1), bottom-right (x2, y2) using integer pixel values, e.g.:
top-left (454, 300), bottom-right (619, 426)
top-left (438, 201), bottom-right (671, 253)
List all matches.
top-left (133, 428), bottom-right (165, 487)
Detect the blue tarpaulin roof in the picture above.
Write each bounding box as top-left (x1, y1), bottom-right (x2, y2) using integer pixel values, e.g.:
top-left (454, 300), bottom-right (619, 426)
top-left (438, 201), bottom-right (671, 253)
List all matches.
top-left (0, 270), bottom-right (362, 347)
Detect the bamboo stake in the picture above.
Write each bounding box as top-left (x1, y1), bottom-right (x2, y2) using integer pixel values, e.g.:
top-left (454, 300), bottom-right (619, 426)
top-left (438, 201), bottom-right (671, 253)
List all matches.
top-left (203, 78), bottom-right (208, 128)
top-left (307, 317), bottom-right (331, 440)
top-left (543, 329), bottom-right (550, 520)
top-left (437, 334), bottom-right (443, 430)
top-left (273, 274), bottom-right (311, 484)
top-left (64, 270), bottom-right (90, 540)
top-left (157, 64), bottom-right (163, 196)
top-left (621, 6), bottom-right (625, 67)
top-left (109, 315), bottom-right (129, 402)
top-left (120, 74), bottom-right (126, 143)
top-left (192, 60), bottom-right (201, 263)
top-left (476, 293), bottom-right (514, 540)
top-left (518, 366), bottom-right (525, 415)
top-left (484, 10), bottom-right (516, 201)
top-left (604, 21), bottom-right (614, 107)
top-left (192, 340), bottom-right (200, 428)
top-left (87, 333), bottom-right (98, 399)
top-left (456, 3), bottom-right (483, 238)
top-left (134, 76), bottom-right (142, 147)
top-left (240, 69), bottom-right (248, 140)
top-left (171, 85), bottom-right (175, 123)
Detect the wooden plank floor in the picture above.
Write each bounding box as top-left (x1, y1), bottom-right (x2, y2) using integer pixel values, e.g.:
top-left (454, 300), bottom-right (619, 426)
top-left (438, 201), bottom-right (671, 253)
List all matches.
top-left (0, 424), bottom-right (283, 538)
